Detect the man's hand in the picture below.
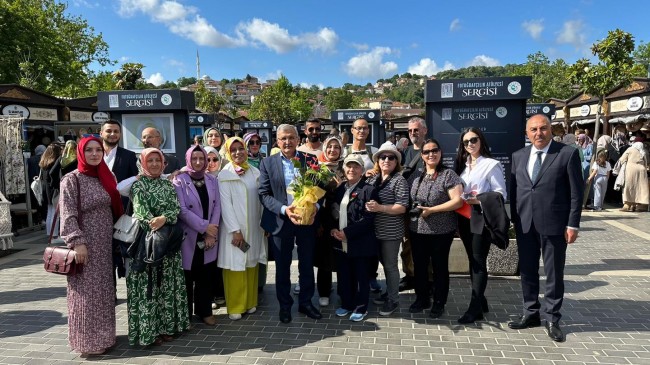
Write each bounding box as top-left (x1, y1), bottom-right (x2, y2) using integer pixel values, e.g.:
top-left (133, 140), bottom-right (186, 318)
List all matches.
top-left (565, 228), bottom-right (578, 244)
top-left (286, 205), bottom-right (302, 225)
top-left (74, 244), bottom-right (88, 265)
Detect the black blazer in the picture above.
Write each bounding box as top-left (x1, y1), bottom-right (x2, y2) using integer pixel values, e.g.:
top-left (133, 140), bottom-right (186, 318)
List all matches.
top-left (112, 147), bottom-right (138, 183)
top-left (332, 180), bottom-right (378, 258)
top-left (259, 151), bottom-right (319, 235)
top-left (473, 192), bottom-right (510, 249)
top-left (510, 140), bottom-right (584, 236)
top-left (163, 153), bottom-right (182, 174)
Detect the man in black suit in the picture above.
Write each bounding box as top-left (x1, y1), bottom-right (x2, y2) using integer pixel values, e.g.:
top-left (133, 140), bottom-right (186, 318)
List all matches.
top-left (508, 114), bottom-right (584, 342)
top-left (259, 124), bottom-right (322, 323)
top-left (101, 120), bottom-right (138, 185)
top-left (141, 127), bottom-right (182, 174)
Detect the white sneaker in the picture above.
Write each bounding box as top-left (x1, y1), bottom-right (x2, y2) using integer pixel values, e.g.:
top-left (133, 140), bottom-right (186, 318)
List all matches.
top-left (246, 307), bottom-right (257, 314)
top-left (211, 302), bottom-right (217, 309)
top-left (229, 313), bottom-right (242, 320)
top-left (318, 297), bottom-right (330, 307)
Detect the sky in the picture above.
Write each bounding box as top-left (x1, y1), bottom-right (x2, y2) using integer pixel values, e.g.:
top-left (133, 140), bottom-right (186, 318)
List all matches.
top-left (68, 0), bottom-right (650, 89)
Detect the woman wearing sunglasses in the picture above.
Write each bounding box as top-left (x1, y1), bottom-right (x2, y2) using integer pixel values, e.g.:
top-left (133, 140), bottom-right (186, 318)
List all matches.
top-left (453, 127), bottom-right (507, 324)
top-left (243, 132), bottom-right (264, 169)
top-left (365, 142), bottom-right (409, 316)
top-left (407, 139), bottom-right (464, 319)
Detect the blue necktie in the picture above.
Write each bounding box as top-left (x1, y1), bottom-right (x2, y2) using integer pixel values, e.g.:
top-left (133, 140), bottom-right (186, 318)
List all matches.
top-left (531, 151), bottom-right (543, 182)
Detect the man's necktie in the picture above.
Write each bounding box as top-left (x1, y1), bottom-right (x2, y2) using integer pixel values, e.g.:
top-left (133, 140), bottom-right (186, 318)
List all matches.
top-left (531, 151), bottom-right (543, 182)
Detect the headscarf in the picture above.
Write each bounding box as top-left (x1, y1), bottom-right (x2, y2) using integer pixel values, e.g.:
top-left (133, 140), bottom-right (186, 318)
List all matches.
top-left (203, 146), bottom-right (220, 176)
top-left (318, 135), bottom-right (344, 167)
top-left (224, 136), bottom-right (249, 175)
top-left (597, 135), bottom-right (612, 149)
top-left (632, 141), bottom-right (646, 158)
top-left (202, 127), bottom-right (222, 149)
top-left (35, 144), bottom-right (47, 156)
top-left (76, 137), bottom-right (123, 218)
top-left (243, 131), bottom-right (262, 158)
top-left (139, 148), bottom-right (166, 179)
top-left (184, 145), bottom-right (208, 180)
top-left (577, 133), bottom-right (593, 149)
top-left (61, 140), bottom-right (77, 168)
top-left (612, 130), bottom-right (627, 151)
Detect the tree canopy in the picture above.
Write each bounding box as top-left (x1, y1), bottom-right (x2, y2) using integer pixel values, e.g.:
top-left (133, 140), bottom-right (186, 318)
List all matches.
top-left (0, 0), bottom-right (112, 96)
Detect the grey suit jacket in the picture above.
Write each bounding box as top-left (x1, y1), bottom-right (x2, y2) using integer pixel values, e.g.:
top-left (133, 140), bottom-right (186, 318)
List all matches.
top-left (509, 140), bottom-right (584, 236)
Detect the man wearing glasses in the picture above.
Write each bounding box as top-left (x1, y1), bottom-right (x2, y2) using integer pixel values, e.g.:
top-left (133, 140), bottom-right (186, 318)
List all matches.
top-left (297, 118), bottom-right (324, 158)
top-left (343, 118), bottom-right (378, 172)
top-left (141, 127), bottom-right (182, 174)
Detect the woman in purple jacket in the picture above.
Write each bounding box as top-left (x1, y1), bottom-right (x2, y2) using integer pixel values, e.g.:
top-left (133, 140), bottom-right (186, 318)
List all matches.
top-left (173, 145), bottom-right (221, 326)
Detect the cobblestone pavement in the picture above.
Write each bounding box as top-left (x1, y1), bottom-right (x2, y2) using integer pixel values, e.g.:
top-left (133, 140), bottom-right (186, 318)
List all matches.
top-left (0, 208), bottom-right (648, 365)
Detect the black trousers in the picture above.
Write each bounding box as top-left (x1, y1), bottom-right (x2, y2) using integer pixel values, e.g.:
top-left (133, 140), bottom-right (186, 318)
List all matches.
top-left (410, 231), bottom-right (454, 305)
top-left (184, 244), bottom-right (217, 319)
top-left (336, 252), bottom-right (371, 313)
top-left (517, 222), bottom-right (567, 323)
top-left (458, 217), bottom-right (491, 315)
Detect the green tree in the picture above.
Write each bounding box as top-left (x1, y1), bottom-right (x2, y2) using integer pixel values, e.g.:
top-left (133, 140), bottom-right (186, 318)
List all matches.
top-left (177, 76), bottom-right (197, 87)
top-left (290, 89), bottom-right (313, 122)
top-left (0, 0), bottom-right (112, 96)
top-left (569, 29), bottom-right (635, 152)
top-left (632, 41), bottom-right (650, 77)
top-left (324, 88), bottom-right (355, 112)
top-left (194, 80), bottom-right (224, 113)
top-left (113, 63), bottom-right (146, 90)
top-left (87, 70), bottom-right (117, 94)
top-left (509, 52), bottom-right (573, 101)
top-left (249, 75), bottom-right (295, 124)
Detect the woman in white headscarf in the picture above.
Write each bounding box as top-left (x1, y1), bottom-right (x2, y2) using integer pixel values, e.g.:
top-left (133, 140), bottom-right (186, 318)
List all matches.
top-left (618, 141), bottom-right (649, 211)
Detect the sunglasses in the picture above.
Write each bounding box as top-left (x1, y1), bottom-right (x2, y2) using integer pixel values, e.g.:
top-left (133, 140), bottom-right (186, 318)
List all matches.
top-left (463, 137), bottom-right (480, 146)
top-left (208, 158), bottom-right (219, 163)
top-left (421, 148), bottom-right (441, 155)
top-left (379, 154), bottom-right (397, 161)
top-left (248, 140), bottom-right (261, 146)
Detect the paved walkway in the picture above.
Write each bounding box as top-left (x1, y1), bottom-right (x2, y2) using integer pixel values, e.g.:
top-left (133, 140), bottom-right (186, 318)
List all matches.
top-left (0, 208), bottom-right (648, 365)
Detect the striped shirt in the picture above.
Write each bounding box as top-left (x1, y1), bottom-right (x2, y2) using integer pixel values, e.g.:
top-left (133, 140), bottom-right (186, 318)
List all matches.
top-left (367, 174), bottom-right (409, 240)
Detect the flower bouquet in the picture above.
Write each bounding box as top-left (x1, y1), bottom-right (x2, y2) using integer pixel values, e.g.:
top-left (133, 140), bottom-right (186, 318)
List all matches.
top-left (287, 157), bottom-right (335, 225)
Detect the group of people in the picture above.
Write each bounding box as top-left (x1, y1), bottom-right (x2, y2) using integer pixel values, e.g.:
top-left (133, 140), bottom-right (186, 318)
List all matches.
top-left (54, 112), bottom-right (589, 356)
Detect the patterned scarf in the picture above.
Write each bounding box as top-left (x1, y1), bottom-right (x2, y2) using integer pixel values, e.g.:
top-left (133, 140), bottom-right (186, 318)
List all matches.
top-left (139, 148), bottom-right (166, 179)
top-left (224, 137), bottom-right (250, 176)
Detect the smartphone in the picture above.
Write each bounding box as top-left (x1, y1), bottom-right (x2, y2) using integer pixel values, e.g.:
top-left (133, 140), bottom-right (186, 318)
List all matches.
top-left (239, 241), bottom-right (251, 253)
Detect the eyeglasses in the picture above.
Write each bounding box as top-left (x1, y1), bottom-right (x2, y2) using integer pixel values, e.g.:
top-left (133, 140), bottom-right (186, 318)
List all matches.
top-left (248, 140), bottom-right (261, 146)
top-left (379, 154), bottom-right (397, 161)
top-left (307, 127), bottom-right (321, 132)
top-left (421, 148), bottom-right (441, 155)
top-left (463, 137), bottom-right (479, 146)
top-left (353, 126), bottom-right (369, 131)
top-left (208, 158), bottom-right (220, 163)
top-left (408, 129), bottom-right (419, 134)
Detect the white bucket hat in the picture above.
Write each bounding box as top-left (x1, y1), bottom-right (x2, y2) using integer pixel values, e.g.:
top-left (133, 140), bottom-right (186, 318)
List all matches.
top-left (372, 141), bottom-right (402, 165)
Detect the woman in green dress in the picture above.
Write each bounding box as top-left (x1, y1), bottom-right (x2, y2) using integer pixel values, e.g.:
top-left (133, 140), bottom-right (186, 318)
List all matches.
top-left (127, 148), bottom-right (190, 346)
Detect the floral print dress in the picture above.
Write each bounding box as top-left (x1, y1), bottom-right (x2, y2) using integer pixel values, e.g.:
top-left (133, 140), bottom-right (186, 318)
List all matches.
top-left (126, 176), bottom-right (189, 346)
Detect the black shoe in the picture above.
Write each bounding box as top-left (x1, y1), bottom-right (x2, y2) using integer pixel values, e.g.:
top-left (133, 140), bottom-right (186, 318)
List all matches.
top-left (373, 292), bottom-right (388, 305)
top-left (379, 299), bottom-right (399, 316)
top-left (298, 304), bottom-right (323, 320)
top-left (545, 321), bottom-right (565, 342)
top-left (457, 312), bottom-right (484, 324)
top-left (481, 297), bottom-right (489, 313)
top-left (398, 276), bottom-right (415, 292)
top-left (429, 303), bottom-right (444, 319)
top-left (508, 313), bottom-right (541, 329)
top-left (408, 299), bottom-right (430, 313)
top-left (279, 309), bottom-right (292, 324)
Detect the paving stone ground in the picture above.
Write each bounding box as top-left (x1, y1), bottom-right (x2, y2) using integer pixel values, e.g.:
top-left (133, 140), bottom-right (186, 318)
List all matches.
top-left (0, 207), bottom-right (648, 365)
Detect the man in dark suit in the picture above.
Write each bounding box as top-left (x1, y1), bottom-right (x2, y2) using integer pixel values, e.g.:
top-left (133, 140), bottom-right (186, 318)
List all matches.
top-left (259, 124), bottom-right (322, 323)
top-left (508, 114), bottom-right (584, 342)
top-left (101, 120), bottom-right (138, 185)
top-left (141, 127), bottom-right (182, 174)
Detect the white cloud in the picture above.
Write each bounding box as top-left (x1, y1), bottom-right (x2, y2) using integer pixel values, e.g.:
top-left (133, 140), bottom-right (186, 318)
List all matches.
top-left (146, 72), bottom-right (165, 86)
top-left (237, 19), bottom-right (338, 53)
top-left (259, 70), bottom-right (283, 83)
top-left (351, 43), bottom-right (369, 51)
top-left (299, 82), bottom-right (325, 90)
top-left (344, 47), bottom-right (398, 79)
top-left (522, 19), bottom-right (544, 40)
top-left (408, 58), bottom-right (455, 76)
top-left (467, 55), bottom-right (500, 67)
top-left (449, 18), bottom-right (461, 32)
top-left (556, 20), bottom-right (587, 49)
top-left (119, 56), bottom-right (130, 62)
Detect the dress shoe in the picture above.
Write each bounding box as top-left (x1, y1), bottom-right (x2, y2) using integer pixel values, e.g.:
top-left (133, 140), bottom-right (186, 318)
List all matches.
top-left (408, 299), bottom-right (431, 313)
top-left (429, 303), bottom-right (445, 319)
top-left (279, 309), bottom-right (292, 323)
top-left (545, 321), bottom-right (566, 342)
top-left (457, 312), bottom-right (484, 324)
top-left (508, 313), bottom-right (541, 329)
top-left (299, 304), bottom-right (323, 319)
